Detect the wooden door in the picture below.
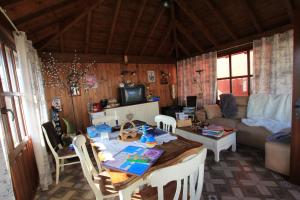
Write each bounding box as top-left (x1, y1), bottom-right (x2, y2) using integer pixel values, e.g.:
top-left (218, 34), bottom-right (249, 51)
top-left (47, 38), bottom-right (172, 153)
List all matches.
top-left (0, 43), bottom-right (39, 199)
top-left (290, 0), bottom-right (300, 185)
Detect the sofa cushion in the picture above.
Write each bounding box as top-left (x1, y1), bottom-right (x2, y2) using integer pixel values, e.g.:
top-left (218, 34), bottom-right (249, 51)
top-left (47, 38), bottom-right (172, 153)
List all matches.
top-left (209, 117), bottom-right (239, 128)
top-left (236, 122), bottom-right (272, 149)
top-left (235, 96), bottom-right (249, 106)
top-left (265, 138), bottom-right (290, 176)
top-left (195, 109), bottom-right (206, 122)
top-left (234, 106), bottom-right (247, 119)
top-left (204, 104), bottom-right (222, 120)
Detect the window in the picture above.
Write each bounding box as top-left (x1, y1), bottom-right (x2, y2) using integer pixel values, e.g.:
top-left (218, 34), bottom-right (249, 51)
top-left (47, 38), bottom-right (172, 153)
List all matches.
top-left (217, 50), bottom-right (253, 99)
top-left (0, 43), bottom-right (27, 147)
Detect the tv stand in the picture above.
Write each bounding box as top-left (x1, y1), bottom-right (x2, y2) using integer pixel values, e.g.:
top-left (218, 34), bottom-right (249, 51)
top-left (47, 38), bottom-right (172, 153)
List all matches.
top-left (97, 101), bottom-right (159, 126)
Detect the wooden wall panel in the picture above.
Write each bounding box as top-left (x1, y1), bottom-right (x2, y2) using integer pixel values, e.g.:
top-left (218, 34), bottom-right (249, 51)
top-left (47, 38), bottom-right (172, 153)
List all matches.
top-left (44, 63), bottom-right (177, 131)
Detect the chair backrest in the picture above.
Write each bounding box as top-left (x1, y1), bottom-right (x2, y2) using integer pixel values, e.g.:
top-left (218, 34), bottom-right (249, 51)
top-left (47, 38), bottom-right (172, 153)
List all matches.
top-left (73, 135), bottom-right (102, 199)
top-left (62, 118), bottom-right (77, 135)
top-left (42, 122), bottom-right (62, 158)
top-left (186, 96), bottom-right (197, 108)
top-left (155, 115), bottom-right (176, 133)
top-left (148, 148), bottom-right (207, 200)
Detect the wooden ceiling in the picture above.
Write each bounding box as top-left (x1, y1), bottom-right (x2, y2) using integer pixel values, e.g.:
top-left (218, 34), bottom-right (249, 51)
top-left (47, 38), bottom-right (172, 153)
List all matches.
top-left (1, 0), bottom-right (294, 62)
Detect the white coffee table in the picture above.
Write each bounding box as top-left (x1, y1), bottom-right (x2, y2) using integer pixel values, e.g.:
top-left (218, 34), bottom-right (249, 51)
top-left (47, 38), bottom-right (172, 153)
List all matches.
top-left (175, 127), bottom-right (236, 162)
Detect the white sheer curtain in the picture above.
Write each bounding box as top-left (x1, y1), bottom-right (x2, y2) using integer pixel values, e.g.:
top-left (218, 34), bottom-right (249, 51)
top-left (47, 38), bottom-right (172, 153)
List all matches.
top-left (177, 52), bottom-right (217, 107)
top-left (14, 32), bottom-right (52, 190)
top-left (0, 123), bottom-right (15, 200)
top-left (252, 30), bottom-right (293, 94)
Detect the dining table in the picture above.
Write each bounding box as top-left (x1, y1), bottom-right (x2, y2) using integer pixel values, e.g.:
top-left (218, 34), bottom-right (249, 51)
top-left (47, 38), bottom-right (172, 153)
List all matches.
top-left (88, 122), bottom-right (204, 199)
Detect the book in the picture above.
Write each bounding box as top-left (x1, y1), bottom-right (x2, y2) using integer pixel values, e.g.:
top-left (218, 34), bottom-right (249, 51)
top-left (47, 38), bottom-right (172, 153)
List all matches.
top-left (202, 129), bottom-right (224, 138)
top-left (102, 146), bottom-right (164, 176)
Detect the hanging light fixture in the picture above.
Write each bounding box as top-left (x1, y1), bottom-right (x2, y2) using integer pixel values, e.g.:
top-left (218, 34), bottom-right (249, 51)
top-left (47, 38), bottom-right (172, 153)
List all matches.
top-left (161, 0), bottom-right (171, 8)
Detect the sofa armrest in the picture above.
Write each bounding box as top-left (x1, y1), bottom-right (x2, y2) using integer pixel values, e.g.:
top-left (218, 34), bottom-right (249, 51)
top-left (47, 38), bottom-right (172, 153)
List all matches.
top-left (195, 109), bottom-right (207, 122)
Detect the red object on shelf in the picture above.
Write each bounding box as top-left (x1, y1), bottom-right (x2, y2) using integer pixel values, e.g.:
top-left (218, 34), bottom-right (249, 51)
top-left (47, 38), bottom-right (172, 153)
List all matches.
top-left (92, 103), bottom-right (102, 112)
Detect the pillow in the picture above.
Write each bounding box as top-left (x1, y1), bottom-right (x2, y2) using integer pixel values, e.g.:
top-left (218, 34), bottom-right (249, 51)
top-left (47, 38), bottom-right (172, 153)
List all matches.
top-left (234, 106), bottom-right (247, 119)
top-left (204, 104), bottom-right (222, 120)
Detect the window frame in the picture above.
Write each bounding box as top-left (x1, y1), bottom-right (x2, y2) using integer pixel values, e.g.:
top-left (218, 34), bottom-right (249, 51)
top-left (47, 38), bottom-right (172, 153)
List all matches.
top-left (0, 42), bottom-right (27, 148)
top-left (217, 49), bottom-right (253, 97)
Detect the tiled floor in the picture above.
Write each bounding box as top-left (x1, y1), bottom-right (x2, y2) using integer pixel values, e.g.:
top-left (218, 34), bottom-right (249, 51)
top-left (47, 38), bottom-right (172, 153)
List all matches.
top-left (35, 145), bottom-right (300, 200)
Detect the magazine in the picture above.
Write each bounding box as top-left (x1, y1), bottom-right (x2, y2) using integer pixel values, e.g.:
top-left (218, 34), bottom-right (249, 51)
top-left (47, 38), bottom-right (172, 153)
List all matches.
top-left (102, 146), bottom-right (164, 176)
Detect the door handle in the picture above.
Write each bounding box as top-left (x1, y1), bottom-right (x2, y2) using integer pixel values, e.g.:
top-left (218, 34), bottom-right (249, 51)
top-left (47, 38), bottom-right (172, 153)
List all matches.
top-left (1, 107), bottom-right (15, 121)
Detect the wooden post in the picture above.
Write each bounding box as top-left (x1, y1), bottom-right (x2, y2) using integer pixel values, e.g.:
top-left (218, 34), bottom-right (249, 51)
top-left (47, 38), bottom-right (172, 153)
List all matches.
top-left (290, 0), bottom-right (300, 185)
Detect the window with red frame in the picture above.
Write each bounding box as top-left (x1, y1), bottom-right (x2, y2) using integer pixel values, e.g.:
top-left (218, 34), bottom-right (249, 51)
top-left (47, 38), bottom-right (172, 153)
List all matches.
top-left (217, 50), bottom-right (253, 99)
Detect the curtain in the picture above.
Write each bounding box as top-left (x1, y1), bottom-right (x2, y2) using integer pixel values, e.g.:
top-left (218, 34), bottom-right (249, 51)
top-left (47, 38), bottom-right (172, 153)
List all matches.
top-left (14, 32), bottom-right (52, 190)
top-left (252, 30), bottom-right (293, 94)
top-left (177, 52), bottom-right (217, 107)
top-left (0, 124), bottom-right (15, 200)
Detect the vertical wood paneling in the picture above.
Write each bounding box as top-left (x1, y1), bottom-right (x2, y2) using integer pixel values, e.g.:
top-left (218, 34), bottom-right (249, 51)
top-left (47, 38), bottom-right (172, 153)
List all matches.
top-left (44, 63), bottom-right (177, 131)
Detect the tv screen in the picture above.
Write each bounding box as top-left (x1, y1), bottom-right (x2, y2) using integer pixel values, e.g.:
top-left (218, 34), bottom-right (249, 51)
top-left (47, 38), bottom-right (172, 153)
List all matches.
top-left (119, 85), bottom-right (146, 105)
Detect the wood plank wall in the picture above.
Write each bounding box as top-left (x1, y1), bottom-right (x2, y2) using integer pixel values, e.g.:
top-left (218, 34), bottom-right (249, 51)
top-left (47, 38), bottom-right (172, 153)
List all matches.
top-left (44, 63), bottom-right (177, 131)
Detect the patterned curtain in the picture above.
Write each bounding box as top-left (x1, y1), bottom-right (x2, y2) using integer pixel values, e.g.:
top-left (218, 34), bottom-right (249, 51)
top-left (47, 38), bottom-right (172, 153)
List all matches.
top-left (177, 52), bottom-right (217, 107)
top-left (252, 30), bottom-right (293, 94)
top-left (14, 32), bottom-right (53, 190)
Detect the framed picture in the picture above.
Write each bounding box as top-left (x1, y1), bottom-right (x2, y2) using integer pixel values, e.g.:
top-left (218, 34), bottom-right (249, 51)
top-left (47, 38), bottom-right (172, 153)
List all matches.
top-left (147, 70), bottom-right (155, 83)
top-left (70, 84), bottom-right (81, 96)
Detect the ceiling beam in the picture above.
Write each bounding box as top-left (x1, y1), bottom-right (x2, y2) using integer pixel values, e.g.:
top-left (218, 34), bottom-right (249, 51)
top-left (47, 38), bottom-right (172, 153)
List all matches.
top-left (106, 0), bottom-right (122, 54)
top-left (39, 52), bottom-right (176, 64)
top-left (60, 35), bottom-right (64, 52)
top-left (154, 25), bottom-right (172, 56)
top-left (239, 0), bottom-right (262, 33)
top-left (177, 40), bottom-right (191, 56)
top-left (140, 7), bottom-right (165, 56)
top-left (38, 0), bottom-right (102, 50)
top-left (28, 24), bottom-right (60, 44)
top-left (281, 0), bottom-right (294, 21)
top-left (175, 21), bottom-right (203, 52)
top-left (175, 0), bottom-right (219, 46)
top-left (13, 0), bottom-right (78, 25)
top-left (84, 11), bottom-right (92, 53)
top-left (171, 3), bottom-right (179, 59)
top-left (1, 0), bottom-right (23, 7)
top-left (204, 0), bottom-right (237, 40)
top-left (125, 0), bottom-right (148, 54)
top-left (167, 45), bottom-right (175, 57)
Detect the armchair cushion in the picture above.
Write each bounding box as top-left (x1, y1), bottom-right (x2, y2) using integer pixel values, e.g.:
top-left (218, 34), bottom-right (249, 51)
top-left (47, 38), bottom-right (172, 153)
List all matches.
top-left (204, 104), bottom-right (222, 120)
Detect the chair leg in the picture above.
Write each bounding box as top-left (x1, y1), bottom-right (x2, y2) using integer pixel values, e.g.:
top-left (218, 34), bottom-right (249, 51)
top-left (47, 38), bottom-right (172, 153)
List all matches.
top-left (61, 159), bottom-right (64, 172)
top-left (56, 160), bottom-right (60, 184)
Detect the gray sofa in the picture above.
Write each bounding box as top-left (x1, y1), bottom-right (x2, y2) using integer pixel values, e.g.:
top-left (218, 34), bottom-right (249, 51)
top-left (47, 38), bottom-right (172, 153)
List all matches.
top-left (196, 96), bottom-right (291, 176)
top-left (200, 96), bottom-right (272, 149)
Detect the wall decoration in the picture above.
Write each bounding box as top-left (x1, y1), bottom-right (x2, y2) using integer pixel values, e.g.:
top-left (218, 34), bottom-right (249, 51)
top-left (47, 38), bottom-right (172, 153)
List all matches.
top-left (160, 71), bottom-right (170, 85)
top-left (70, 84), bottom-right (81, 96)
top-left (84, 74), bottom-right (98, 89)
top-left (147, 70), bottom-right (156, 83)
top-left (42, 51), bottom-right (95, 131)
top-left (52, 97), bottom-right (62, 111)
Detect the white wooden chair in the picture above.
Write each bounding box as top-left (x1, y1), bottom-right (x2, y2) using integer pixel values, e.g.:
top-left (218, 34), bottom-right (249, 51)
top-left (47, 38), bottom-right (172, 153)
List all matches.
top-left (147, 148), bottom-right (207, 200)
top-left (42, 122), bottom-right (80, 184)
top-left (73, 135), bottom-right (145, 200)
top-left (155, 115), bottom-right (177, 133)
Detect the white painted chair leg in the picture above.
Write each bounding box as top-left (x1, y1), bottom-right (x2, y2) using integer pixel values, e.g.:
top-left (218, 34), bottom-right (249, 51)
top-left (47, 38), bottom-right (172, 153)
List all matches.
top-left (61, 159), bottom-right (64, 172)
top-left (118, 190), bottom-right (132, 200)
top-left (56, 160), bottom-right (60, 184)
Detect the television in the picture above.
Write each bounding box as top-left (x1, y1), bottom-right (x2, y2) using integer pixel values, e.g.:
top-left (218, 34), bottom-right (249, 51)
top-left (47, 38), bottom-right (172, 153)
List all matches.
top-left (119, 85), bottom-right (146, 105)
